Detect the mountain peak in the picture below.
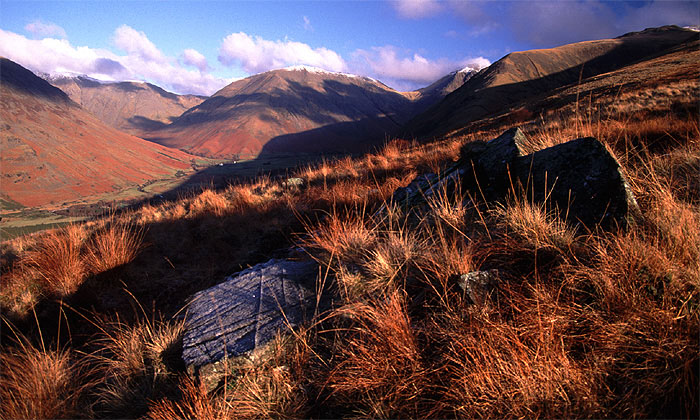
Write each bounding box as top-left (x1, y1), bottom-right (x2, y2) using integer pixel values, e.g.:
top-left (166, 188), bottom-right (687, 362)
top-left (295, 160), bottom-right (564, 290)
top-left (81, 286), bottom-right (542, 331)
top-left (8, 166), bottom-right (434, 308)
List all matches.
top-left (277, 65), bottom-right (380, 84)
top-left (457, 65), bottom-right (480, 74)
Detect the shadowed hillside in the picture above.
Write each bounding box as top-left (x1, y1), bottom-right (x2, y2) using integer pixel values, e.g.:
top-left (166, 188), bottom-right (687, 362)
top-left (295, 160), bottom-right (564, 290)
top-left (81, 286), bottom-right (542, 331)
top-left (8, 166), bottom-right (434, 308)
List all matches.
top-left (145, 66), bottom-right (472, 158)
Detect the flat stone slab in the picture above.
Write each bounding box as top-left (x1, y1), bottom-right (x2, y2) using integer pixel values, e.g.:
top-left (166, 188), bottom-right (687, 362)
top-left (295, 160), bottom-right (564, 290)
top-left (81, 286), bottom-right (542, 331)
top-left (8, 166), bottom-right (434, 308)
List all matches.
top-left (182, 259), bottom-right (318, 367)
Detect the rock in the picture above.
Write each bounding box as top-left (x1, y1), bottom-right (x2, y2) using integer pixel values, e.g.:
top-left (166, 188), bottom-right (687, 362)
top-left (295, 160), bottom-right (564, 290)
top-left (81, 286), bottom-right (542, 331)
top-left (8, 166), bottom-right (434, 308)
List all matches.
top-left (460, 127), bottom-right (527, 173)
top-left (456, 270), bottom-right (499, 305)
top-left (283, 177), bottom-right (305, 189)
top-left (374, 164), bottom-right (466, 220)
top-left (390, 173), bottom-right (439, 205)
top-left (380, 127), bottom-right (638, 230)
top-left (510, 137), bottom-right (640, 230)
top-left (459, 127), bottom-right (527, 200)
top-left (182, 259), bottom-right (319, 369)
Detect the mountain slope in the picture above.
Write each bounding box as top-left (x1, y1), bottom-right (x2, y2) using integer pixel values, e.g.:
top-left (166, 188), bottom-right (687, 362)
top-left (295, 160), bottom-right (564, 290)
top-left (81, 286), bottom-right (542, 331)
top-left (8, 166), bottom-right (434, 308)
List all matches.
top-left (404, 26), bottom-right (699, 139)
top-left (0, 58), bottom-right (196, 207)
top-left (413, 67), bottom-right (477, 110)
top-left (146, 66), bottom-right (438, 158)
top-left (45, 75), bottom-right (205, 136)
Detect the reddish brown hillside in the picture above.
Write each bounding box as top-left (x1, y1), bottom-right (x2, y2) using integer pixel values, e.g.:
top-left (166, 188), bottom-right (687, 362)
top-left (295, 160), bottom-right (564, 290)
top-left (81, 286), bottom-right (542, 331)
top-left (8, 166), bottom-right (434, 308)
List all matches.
top-left (46, 75), bottom-right (204, 136)
top-left (146, 66), bottom-right (418, 158)
top-left (1, 58), bottom-right (196, 207)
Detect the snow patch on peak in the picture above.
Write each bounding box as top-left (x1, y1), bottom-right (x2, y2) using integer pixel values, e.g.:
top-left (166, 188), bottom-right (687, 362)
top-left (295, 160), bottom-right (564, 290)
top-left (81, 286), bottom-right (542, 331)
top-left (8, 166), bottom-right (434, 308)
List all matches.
top-left (282, 65), bottom-right (333, 74)
top-left (279, 65), bottom-right (380, 84)
top-left (41, 71), bottom-right (116, 84)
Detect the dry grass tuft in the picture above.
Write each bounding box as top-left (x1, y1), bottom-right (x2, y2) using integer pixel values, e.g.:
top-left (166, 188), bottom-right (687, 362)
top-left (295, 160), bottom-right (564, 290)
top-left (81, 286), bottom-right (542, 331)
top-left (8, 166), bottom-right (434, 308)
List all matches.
top-left (304, 209), bottom-right (376, 262)
top-left (0, 344), bottom-right (94, 419)
top-left (24, 224), bottom-right (87, 296)
top-left (189, 189), bottom-right (230, 217)
top-left (93, 316), bottom-right (184, 417)
top-left (85, 217), bottom-right (145, 274)
top-left (149, 335), bottom-right (310, 419)
top-left (327, 290), bottom-right (427, 418)
top-left (148, 378), bottom-right (231, 420)
top-left (433, 288), bottom-right (598, 418)
top-left (493, 197), bottom-right (576, 251)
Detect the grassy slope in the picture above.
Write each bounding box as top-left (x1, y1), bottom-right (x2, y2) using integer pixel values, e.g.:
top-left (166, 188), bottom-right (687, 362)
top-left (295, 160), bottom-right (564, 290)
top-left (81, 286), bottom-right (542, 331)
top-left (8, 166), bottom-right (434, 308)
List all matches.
top-left (1, 53), bottom-right (698, 418)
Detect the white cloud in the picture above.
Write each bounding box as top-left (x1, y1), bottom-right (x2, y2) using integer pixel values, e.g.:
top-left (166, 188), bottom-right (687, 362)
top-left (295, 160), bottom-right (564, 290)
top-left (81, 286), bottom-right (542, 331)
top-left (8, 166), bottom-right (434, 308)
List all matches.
top-left (218, 32), bottom-right (346, 74)
top-left (351, 45), bottom-right (489, 90)
top-left (181, 48), bottom-right (209, 72)
top-left (393, 0), bottom-right (443, 19)
top-left (0, 28), bottom-right (227, 95)
top-left (303, 16), bottom-right (313, 31)
top-left (113, 24), bottom-right (166, 63)
top-left (24, 20), bottom-right (67, 38)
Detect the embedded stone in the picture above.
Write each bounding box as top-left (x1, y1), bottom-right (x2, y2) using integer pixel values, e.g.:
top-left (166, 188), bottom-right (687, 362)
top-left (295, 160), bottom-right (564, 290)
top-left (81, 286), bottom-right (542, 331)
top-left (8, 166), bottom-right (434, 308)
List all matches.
top-left (182, 259), bottom-right (319, 368)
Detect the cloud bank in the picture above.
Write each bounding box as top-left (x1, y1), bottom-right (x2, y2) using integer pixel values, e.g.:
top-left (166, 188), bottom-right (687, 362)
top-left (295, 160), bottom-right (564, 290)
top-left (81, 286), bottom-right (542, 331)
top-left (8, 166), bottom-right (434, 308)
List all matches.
top-left (351, 45), bottom-right (489, 90)
top-left (216, 31), bottom-right (488, 90)
top-left (0, 26), bottom-right (226, 95)
top-left (218, 32), bottom-right (347, 74)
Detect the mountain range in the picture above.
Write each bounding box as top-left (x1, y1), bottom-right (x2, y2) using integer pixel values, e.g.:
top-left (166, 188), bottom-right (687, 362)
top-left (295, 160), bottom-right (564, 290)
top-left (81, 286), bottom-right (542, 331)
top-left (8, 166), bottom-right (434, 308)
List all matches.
top-left (142, 66), bottom-right (473, 158)
top-left (1, 25), bottom-right (696, 210)
top-left (404, 26), bottom-right (699, 139)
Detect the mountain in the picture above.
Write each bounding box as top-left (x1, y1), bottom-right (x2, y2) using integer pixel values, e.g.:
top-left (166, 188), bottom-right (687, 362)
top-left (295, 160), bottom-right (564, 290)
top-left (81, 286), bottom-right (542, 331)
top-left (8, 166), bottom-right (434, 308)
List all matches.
top-left (144, 65), bottom-right (469, 158)
top-left (0, 58), bottom-right (196, 207)
top-left (413, 67), bottom-right (478, 109)
top-left (45, 75), bottom-right (205, 136)
top-left (404, 26), bottom-right (699, 139)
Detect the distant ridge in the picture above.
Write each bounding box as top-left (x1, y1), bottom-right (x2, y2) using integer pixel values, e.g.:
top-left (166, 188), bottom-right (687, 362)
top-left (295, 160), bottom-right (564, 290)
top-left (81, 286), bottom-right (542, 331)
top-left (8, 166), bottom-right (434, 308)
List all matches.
top-left (404, 25), bottom-right (699, 140)
top-left (45, 74), bottom-right (205, 136)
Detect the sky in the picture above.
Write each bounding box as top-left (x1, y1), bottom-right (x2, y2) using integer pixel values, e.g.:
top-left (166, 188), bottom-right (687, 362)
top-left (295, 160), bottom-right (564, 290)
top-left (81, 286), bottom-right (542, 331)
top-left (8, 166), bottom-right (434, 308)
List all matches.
top-left (1, 1), bottom-right (698, 95)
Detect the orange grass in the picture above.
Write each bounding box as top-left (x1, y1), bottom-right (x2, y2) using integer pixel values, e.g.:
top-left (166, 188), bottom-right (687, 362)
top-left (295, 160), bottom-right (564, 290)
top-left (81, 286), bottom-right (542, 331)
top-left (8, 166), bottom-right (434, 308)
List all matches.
top-left (0, 101), bottom-right (697, 418)
top-left (0, 343), bottom-right (95, 420)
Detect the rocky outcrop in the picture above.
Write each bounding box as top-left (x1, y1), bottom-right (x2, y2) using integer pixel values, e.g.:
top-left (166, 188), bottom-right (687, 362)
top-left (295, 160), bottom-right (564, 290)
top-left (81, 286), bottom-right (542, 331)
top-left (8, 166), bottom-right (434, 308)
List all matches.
top-left (382, 128), bottom-right (639, 230)
top-left (182, 259), bottom-right (319, 369)
top-left (508, 136), bottom-right (639, 229)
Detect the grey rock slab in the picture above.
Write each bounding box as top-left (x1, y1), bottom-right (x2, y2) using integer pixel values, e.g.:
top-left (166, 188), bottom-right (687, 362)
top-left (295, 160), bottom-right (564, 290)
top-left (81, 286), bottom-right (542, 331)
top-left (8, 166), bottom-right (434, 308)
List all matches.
top-left (457, 269), bottom-right (500, 305)
top-left (510, 137), bottom-right (640, 230)
top-left (182, 259), bottom-right (319, 368)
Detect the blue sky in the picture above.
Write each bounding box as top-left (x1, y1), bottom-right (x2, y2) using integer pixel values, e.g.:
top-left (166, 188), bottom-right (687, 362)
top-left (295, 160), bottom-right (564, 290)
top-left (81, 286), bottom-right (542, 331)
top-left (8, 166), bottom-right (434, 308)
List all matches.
top-left (1, 1), bottom-right (697, 95)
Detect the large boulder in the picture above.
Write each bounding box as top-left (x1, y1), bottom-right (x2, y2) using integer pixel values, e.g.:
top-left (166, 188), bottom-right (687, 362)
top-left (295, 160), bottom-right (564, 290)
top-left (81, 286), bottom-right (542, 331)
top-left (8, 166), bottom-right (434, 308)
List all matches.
top-left (509, 137), bottom-right (639, 230)
top-left (182, 259), bottom-right (319, 369)
top-left (384, 127), bottom-right (639, 230)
